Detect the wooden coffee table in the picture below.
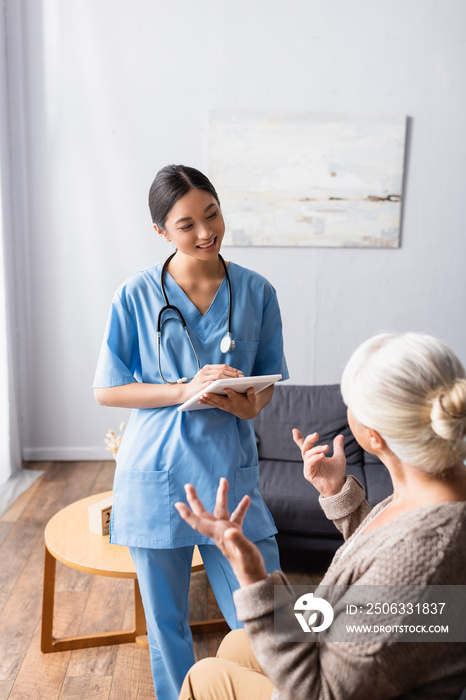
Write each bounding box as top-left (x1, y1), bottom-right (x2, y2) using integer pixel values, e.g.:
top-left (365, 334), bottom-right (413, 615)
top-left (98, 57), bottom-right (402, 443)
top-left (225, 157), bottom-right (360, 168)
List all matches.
top-left (41, 491), bottom-right (227, 653)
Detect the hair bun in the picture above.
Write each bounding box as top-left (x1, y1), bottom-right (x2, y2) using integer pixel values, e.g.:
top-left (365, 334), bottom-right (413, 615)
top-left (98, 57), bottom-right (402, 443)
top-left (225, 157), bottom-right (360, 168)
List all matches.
top-left (430, 379), bottom-right (466, 441)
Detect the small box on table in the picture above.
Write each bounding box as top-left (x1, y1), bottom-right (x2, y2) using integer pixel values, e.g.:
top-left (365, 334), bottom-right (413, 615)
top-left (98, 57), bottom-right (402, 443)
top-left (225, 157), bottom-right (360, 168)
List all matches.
top-left (88, 495), bottom-right (113, 536)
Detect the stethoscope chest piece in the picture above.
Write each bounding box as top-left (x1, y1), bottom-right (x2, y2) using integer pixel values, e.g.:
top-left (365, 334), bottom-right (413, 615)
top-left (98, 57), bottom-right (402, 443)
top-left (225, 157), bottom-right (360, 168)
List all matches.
top-left (220, 333), bottom-right (235, 354)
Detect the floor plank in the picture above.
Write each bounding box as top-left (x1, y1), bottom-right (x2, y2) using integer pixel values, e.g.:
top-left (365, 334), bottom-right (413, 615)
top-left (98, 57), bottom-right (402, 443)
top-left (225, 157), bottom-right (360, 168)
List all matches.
top-left (0, 522), bottom-right (13, 550)
top-left (60, 675), bottom-right (112, 700)
top-left (0, 682), bottom-right (14, 700)
top-left (0, 532), bottom-right (45, 679)
top-left (90, 461), bottom-right (116, 495)
top-left (0, 467), bottom-right (45, 524)
top-left (65, 576), bottom-right (132, 679)
top-left (6, 587), bottom-right (91, 700)
top-left (108, 643), bottom-right (156, 700)
top-left (0, 520), bottom-right (41, 614)
top-left (55, 563), bottom-right (93, 594)
top-left (8, 623), bottom-right (70, 700)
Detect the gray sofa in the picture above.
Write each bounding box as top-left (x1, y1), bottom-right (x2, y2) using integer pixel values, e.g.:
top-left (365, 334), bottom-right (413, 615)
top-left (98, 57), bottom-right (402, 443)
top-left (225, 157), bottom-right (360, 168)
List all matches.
top-left (254, 383), bottom-right (393, 554)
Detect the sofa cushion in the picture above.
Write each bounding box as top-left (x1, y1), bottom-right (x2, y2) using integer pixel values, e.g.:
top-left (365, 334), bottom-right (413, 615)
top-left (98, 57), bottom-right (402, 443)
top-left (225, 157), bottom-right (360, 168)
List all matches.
top-left (255, 383), bottom-right (392, 547)
top-left (254, 384), bottom-right (364, 467)
top-left (259, 459), bottom-right (367, 537)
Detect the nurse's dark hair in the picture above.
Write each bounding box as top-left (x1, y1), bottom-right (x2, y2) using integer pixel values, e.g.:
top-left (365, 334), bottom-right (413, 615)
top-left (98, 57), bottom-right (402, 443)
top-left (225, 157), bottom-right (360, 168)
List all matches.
top-left (148, 165), bottom-right (220, 228)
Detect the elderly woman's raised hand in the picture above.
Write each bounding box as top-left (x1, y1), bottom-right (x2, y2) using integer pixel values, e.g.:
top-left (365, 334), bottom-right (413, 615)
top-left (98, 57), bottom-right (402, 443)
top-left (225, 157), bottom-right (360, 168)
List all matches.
top-left (292, 430), bottom-right (346, 497)
top-left (175, 478), bottom-right (268, 587)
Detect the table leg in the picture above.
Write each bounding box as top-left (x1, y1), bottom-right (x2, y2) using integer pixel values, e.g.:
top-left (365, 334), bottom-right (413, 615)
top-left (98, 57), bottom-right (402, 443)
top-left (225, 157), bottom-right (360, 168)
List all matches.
top-left (41, 545), bottom-right (148, 653)
top-left (41, 544), bottom-right (227, 653)
top-left (41, 545), bottom-right (57, 652)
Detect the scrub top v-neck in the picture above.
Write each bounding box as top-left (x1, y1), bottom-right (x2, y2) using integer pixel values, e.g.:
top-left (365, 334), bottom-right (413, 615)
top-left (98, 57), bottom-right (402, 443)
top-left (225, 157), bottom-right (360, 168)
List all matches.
top-left (93, 261), bottom-right (289, 549)
top-left (165, 266), bottom-right (227, 323)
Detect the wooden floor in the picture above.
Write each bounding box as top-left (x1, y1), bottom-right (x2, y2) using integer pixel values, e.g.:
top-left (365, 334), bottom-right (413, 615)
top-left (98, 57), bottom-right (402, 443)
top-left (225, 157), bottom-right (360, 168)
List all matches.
top-left (0, 461), bottom-right (327, 700)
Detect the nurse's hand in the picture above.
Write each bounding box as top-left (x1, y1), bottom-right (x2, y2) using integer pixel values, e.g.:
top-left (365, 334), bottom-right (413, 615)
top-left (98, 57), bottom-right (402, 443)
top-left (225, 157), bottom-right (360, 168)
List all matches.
top-left (198, 385), bottom-right (274, 419)
top-left (184, 365), bottom-right (243, 399)
top-left (292, 429), bottom-right (346, 498)
top-left (175, 478), bottom-right (268, 587)
top-left (198, 386), bottom-right (256, 418)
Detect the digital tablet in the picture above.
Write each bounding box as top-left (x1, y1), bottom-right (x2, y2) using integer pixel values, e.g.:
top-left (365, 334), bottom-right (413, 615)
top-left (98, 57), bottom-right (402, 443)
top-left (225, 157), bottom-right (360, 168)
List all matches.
top-left (177, 374), bottom-right (282, 412)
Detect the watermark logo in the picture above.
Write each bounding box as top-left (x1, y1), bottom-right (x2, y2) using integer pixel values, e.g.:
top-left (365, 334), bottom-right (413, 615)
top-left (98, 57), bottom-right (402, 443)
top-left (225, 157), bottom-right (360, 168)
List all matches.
top-left (293, 592), bottom-right (334, 633)
top-left (276, 585), bottom-right (466, 643)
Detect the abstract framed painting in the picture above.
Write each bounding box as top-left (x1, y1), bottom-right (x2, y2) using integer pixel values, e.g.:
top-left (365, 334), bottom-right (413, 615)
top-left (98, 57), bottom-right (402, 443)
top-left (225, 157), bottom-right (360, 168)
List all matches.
top-left (208, 111), bottom-right (406, 248)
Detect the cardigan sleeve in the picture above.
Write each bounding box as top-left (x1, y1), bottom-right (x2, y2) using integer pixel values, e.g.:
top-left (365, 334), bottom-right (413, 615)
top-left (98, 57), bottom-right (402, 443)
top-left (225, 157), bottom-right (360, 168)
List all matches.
top-left (233, 570), bottom-right (400, 700)
top-left (318, 475), bottom-right (371, 540)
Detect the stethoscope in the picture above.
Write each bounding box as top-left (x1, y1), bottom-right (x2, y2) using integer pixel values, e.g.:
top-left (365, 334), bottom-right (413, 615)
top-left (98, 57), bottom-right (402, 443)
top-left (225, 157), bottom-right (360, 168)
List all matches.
top-left (157, 252), bottom-right (235, 384)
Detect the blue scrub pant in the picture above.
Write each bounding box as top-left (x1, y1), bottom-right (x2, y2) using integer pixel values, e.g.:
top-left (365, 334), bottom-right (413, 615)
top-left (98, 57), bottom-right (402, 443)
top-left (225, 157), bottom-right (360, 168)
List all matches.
top-left (130, 536), bottom-right (280, 700)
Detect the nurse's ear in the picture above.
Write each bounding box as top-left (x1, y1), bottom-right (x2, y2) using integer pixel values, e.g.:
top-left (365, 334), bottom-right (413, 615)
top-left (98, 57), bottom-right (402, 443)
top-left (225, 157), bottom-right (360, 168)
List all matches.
top-left (153, 223), bottom-right (171, 242)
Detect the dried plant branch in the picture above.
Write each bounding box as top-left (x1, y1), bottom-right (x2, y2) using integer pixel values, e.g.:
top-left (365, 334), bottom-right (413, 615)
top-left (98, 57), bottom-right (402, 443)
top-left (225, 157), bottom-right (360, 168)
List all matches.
top-left (105, 422), bottom-right (125, 459)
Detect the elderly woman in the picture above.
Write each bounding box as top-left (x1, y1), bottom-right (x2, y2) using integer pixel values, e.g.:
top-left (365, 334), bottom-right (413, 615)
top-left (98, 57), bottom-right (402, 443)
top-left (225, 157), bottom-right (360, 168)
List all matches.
top-left (175, 332), bottom-right (466, 700)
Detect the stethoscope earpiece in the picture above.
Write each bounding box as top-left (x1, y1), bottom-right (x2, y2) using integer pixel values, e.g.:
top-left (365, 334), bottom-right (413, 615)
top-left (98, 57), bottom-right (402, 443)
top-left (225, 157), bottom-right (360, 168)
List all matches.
top-left (158, 253), bottom-right (235, 384)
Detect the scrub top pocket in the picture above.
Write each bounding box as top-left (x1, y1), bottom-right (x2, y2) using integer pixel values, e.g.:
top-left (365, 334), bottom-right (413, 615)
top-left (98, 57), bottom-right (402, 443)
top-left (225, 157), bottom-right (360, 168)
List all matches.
top-left (226, 340), bottom-right (259, 375)
top-left (235, 464), bottom-right (262, 508)
top-left (110, 469), bottom-right (171, 547)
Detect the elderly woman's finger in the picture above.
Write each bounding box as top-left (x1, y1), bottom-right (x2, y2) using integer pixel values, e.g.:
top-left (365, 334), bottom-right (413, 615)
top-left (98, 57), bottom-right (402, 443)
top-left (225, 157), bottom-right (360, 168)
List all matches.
top-left (184, 483), bottom-right (211, 518)
top-left (230, 494), bottom-right (251, 526)
top-left (174, 501), bottom-right (218, 541)
top-left (301, 433), bottom-right (320, 453)
top-left (174, 501), bottom-right (200, 528)
top-left (303, 443), bottom-right (329, 458)
top-left (292, 428), bottom-right (304, 449)
top-left (213, 478), bottom-right (230, 519)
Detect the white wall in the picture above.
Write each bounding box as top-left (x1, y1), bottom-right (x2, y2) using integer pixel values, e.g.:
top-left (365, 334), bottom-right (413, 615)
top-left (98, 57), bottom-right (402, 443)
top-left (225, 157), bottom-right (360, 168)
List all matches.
top-left (7, 0), bottom-right (466, 459)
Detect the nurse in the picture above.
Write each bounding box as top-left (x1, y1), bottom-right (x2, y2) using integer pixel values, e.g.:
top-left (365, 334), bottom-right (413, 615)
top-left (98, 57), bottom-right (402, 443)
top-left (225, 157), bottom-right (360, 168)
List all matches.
top-left (93, 164), bottom-right (289, 700)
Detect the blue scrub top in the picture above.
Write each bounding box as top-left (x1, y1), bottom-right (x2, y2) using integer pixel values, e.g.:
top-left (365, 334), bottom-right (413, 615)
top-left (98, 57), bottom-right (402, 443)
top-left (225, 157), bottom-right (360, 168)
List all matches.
top-left (94, 261), bottom-right (289, 549)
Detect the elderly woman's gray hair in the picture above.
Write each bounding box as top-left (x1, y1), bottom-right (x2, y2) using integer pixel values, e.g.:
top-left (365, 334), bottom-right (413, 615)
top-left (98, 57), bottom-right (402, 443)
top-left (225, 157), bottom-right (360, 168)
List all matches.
top-left (341, 332), bottom-right (466, 474)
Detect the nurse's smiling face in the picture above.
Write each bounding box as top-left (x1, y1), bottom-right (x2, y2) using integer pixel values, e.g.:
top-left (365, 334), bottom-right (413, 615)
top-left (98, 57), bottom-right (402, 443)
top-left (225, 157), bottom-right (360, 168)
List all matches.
top-left (154, 188), bottom-right (225, 261)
